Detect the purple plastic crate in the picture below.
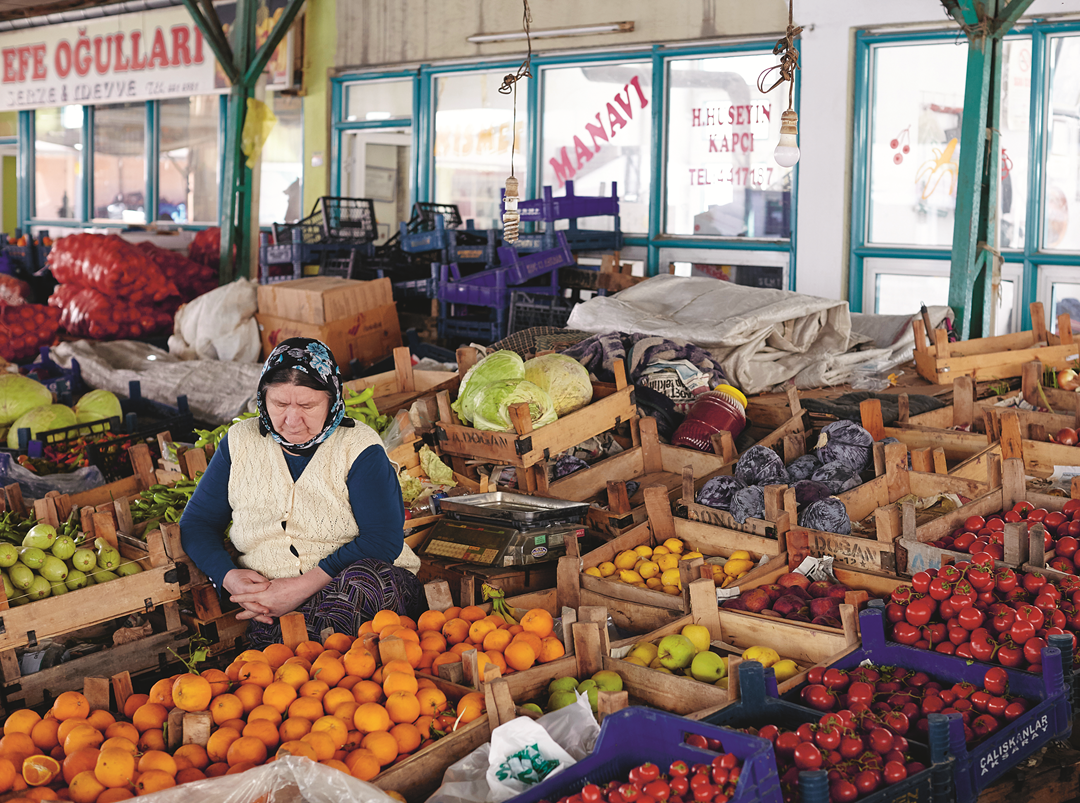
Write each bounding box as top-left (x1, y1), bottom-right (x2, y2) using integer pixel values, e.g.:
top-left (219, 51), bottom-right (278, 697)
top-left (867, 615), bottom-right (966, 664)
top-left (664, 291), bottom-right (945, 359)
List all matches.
top-left (497, 232), bottom-right (574, 286)
top-left (507, 706), bottom-right (782, 803)
top-left (506, 180), bottom-right (620, 222)
top-left (784, 609), bottom-right (1072, 803)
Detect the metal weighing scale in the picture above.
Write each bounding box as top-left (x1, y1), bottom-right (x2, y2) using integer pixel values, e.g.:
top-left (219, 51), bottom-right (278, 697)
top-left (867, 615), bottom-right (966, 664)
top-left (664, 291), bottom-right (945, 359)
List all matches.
top-left (420, 492), bottom-right (589, 568)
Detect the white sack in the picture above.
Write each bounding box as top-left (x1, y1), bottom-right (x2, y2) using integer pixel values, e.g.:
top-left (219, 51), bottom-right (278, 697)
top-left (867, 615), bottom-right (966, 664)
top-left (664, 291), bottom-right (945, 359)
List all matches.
top-left (168, 278), bottom-right (261, 362)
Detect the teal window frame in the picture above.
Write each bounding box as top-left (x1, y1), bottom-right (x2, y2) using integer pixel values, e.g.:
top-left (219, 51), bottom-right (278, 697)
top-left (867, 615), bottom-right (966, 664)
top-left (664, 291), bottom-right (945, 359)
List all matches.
top-left (850, 22), bottom-right (1080, 331)
top-left (332, 39), bottom-right (799, 285)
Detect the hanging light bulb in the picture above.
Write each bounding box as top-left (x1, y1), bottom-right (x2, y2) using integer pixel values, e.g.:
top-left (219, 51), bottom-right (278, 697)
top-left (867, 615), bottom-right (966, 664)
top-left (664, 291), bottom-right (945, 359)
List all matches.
top-left (503, 175), bottom-right (520, 243)
top-left (774, 109), bottom-right (800, 168)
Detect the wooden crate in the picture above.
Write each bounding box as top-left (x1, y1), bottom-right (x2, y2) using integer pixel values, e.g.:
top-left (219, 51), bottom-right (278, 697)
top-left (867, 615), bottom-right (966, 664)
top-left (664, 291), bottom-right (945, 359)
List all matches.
top-left (433, 362), bottom-right (637, 480)
top-left (912, 302), bottom-right (1077, 385)
top-left (344, 345), bottom-right (465, 416)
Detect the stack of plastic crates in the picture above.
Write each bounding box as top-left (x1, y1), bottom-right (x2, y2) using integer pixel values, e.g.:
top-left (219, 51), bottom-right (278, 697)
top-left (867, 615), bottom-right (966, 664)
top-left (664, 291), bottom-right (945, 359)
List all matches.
top-left (502, 180), bottom-right (622, 255)
top-left (259, 197), bottom-right (378, 284)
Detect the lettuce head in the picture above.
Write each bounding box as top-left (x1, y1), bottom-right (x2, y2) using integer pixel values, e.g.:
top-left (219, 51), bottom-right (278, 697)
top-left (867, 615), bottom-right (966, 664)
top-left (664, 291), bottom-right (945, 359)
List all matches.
top-left (451, 350), bottom-right (525, 424)
top-left (471, 379), bottom-right (557, 432)
top-left (523, 353), bottom-right (593, 417)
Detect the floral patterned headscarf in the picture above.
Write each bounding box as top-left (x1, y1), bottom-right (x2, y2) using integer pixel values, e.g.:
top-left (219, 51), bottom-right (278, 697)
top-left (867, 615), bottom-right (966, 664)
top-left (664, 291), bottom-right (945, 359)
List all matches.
top-left (256, 337), bottom-right (353, 456)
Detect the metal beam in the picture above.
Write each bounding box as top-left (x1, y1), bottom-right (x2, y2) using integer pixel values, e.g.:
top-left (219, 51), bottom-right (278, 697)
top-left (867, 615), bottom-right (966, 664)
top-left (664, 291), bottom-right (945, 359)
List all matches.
top-left (992, 0), bottom-right (1036, 36)
top-left (243, 0), bottom-right (306, 87)
top-left (942, 0), bottom-right (980, 30)
top-left (180, 0), bottom-right (239, 85)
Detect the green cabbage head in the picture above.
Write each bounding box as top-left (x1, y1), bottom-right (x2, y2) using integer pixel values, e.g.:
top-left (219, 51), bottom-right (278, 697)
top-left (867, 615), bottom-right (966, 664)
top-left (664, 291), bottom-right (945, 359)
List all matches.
top-left (451, 350), bottom-right (525, 424)
top-left (523, 354), bottom-right (593, 417)
top-left (471, 380), bottom-right (557, 432)
top-left (0, 374), bottom-right (52, 427)
top-left (74, 389), bottom-right (123, 424)
top-left (6, 404), bottom-right (77, 448)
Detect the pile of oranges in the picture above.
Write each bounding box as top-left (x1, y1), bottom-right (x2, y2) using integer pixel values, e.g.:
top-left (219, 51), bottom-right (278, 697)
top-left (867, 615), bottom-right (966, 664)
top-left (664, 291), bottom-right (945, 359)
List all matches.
top-left (0, 604), bottom-right (576, 802)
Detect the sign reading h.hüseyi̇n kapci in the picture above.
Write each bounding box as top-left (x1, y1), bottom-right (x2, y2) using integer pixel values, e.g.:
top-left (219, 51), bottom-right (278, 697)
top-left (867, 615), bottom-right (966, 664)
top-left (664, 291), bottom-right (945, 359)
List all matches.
top-left (0, 6), bottom-right (221, 112)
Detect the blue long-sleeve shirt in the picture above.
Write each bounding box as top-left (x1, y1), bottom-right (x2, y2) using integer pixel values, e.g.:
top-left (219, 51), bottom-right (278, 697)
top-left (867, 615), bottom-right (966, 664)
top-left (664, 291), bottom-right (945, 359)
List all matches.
top-left (179, 431), bottom-right (405, 593)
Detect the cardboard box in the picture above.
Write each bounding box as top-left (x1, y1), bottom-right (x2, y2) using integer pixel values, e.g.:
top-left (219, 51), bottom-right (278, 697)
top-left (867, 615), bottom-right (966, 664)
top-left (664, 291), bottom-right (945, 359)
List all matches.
top-left (256, 277), bottom-right (393, 325)
top-left (256, 303), bottom-right (402, 369)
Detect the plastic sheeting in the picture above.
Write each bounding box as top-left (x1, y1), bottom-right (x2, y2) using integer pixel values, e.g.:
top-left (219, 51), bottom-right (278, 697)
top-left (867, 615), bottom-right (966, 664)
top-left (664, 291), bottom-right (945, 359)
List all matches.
top-left (168, 278), bottom-right (261, 363)
top-left (50, 340), bottom-right (262, 426)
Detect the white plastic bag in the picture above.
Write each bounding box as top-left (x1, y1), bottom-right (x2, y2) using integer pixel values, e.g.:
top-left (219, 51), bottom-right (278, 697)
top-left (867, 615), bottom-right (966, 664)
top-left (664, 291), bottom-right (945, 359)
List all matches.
top-left (486, 716), bottom-right (576, 801)
top-left (168, 278), bottom-right (261, 363)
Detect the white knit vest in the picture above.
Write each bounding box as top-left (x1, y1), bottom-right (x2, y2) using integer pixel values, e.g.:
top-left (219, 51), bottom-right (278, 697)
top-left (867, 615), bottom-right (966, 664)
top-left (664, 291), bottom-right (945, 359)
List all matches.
top-left (227, 417), bottom-right (419, 579)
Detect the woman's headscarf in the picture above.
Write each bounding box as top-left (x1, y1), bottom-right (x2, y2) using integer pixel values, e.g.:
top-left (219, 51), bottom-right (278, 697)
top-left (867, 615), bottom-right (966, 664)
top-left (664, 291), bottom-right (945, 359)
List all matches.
top-left (256, 337), bottom-right (354, 457)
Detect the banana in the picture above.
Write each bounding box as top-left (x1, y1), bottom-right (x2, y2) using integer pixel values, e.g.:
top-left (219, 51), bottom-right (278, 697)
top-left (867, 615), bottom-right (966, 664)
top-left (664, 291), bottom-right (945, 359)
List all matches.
top-left (482, 583), bottom-right (519, 626)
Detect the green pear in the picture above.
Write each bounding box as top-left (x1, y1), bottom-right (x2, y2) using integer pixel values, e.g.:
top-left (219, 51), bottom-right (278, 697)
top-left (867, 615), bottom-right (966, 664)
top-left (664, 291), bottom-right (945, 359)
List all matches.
top-left (583, 685), bottom-right (599, 712)
top-left (0, 542), bottom-right (18, 568)
top-left (90, 568), bottom-right (119, 584)
top-left (40, 556), bottom-right (68, 583)
top-left (576, 679), bottom-right (597, 694)
top-left (50, 581), bottom-right (68, 597)
top-left (50, 535), bottom-right (77, 561)
top-left (547, 690), bottom-right (577, 711)
top-left (8, 564), bottom-right (34, 590)
top-left (26, 575), bottom-right (51, 601)
top-left (591, 670), bottom-right (624, 692)
top-left (547, 676), bottom-right (579, 695)
top-left (22, 523), bottom-right (56, 550)
top-left (70, 549), bottom-right (96, 572)
top-left (18, 546), bottom-right (46, 570)
top-left (521, 703), bottom-right (544, 716)
top-left (116, 562), bottom-right (143, 577)
top-left (65, 569), bottom-right (89, 591)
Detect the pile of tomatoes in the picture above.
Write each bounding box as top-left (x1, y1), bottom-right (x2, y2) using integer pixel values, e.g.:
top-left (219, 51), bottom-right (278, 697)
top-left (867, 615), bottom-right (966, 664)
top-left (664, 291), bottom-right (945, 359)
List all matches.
top-left (544, 754), bottom-right (743, 803)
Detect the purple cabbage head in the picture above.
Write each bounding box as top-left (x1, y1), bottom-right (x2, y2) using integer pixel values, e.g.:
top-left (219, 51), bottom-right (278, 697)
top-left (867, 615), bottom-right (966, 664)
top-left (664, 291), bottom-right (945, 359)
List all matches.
top-left (811, 460), bottom-right (861, 494)
top-left (730, 485), bottom-right (766, 524)
top-left (814, 420), bottom-right (874, 473)
top-left (695, 475), bottom-right (746, 510)
top-left (553, 455), bottom-right (589, 479)
top-left (735, 445), bottom-right (789, 487)
top-left (786, 453), bottom-right (820, 482)
top-left (798, 497), bottom-right (852, 535)
top-left (624, 480), bottom-right (640, 499)
top-left (793, 479), bottom-right (834, 510)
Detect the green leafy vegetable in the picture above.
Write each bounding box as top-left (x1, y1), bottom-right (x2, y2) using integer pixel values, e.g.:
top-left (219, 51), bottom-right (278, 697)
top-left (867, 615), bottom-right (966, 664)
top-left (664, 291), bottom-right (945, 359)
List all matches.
top-left (0, 374), bottom-right (52, 428)
top-left (451, 351), bottom-right (525, 424)
top-left (471, 380), bottom-right (557, 432)
top-left (523, 354), bottom-right (593, 417)
top-left (398, 471), bottom-right (423, 506)
top-left (6, 404), bottom-right (77, 448)
top-left (419, 445), bottom-right (455, 487)
top-left (73, 389), bottom-right (122, 424)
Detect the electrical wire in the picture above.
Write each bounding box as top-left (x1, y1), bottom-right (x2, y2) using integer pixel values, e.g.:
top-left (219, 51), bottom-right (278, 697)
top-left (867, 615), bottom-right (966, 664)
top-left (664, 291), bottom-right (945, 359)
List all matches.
top-left (757, 0), bottom-right (802, 111)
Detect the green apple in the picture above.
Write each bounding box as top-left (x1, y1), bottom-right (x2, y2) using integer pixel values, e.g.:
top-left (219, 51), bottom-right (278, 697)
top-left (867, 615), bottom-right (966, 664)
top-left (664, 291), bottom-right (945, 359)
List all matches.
top-left (629, 641), bottom-right (659, 664)
top-left (547, 690), bottom-right (577, 711)
top-left (548, 676), bottom-right (578, 695)
top-left (690, 651), bottom-right (728, 683)
top-left (623, 656), bottom-right (648, 667)
top-left (656, 634), bottom-right (696, 671)
top-left (681, 624), bottom-right (712, 653)
top-left (715, 676), bottom-right (729, 689)
top-left (591, 670), bottom-right (624, 692)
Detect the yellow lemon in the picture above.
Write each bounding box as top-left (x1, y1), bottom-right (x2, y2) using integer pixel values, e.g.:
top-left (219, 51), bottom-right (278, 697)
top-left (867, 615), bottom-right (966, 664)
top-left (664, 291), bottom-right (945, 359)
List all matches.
top-left (660, 568), bottom-right (682, 588)
top-left (632, 582), bottom-right (648, 589)
top-left (598, 561), bottom-right (617, 577)
top-left (663, 538), bottom-right (684, 554)
top-left (584, 567), bottom-right (602, 578)
top-left (619, 569), bottom-right (644, 585)
top-left (614, 551), bottom-right (639, 570)
top-left (662, 585), bottom-right (682, 595)
top-left (742, 646), bottom-right (780, 668)
top-left (645, 577), bottom-right (663, 590)
top-left (724, 559), bottom-right (754, 576)
top-left (728, 550), bottom-right (751, 561)
top-left (652, 545), bottom-right (670, 556)
top-left (637, 560), bottom-right (660, 579)
top-left (623, 656), bottom-right (648, 667)
top-left (772, 659), bottom-right (800, 682)
top-left (633, 545), bottom-right (653, 559)
top-left (680, 551), bottom-right (704, 561)
top-left (657, 554), bottom-right (679, 572)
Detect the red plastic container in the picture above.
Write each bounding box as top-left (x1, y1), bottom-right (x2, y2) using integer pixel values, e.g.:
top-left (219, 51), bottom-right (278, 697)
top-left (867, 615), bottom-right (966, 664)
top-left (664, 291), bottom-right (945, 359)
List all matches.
top-left (671, 384), bottom-right (748, 452)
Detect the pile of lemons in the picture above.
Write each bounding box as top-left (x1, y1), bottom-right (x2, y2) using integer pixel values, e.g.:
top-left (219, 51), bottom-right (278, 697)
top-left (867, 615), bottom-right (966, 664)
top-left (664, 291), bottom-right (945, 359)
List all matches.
top-left (707, 550), bottom-right (756, 589)
top-left (584, 538), bottom-right (704, 595)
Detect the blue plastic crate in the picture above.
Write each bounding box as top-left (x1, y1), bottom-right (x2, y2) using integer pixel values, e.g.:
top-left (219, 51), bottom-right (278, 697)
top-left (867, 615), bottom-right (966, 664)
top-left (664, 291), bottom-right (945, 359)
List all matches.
top-left (438, 315), bottom-right (506, 345)
top-left (784, 609), bottom-right (1072, 803)
top-left (400, 214), bottom-right (456, 254)
top-left (708, 661), bottom-right (952, 803)
top-left (19, 348), bottom-right (82, 404)
top-left (507, 706), bottom-right (782, 803)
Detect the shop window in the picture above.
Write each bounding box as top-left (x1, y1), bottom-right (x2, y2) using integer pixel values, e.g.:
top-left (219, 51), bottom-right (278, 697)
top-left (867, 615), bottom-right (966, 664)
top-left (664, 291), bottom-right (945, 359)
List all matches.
top-left (92, 103), bottom-right (147, 223)
top-left (35, 107), bottom-right (82, 220)
top-left (866, 39), bottom-right (1030, 250)
top-left (346, 79), bottom-right (412, 122)
top-left (159, 97), bottom-right (220, 224)
top-left (1043, 34), bottom-right (1080, 251)
top-left (0, 112), bottom-right (16, 138)
top-left (540, 62), bottom-right (651, 234)
top-left (260, 90), bottom-right (303, 227)
top-left (433, 70), bottom-right (527, 229)
top-left (664, 53), bottom-right (793, 238)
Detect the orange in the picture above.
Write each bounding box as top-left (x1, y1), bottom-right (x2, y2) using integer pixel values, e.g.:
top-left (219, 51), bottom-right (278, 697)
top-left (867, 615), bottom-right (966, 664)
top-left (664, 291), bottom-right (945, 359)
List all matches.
top-left (459, 605), bottom-right (485, 623)
top-left (441, 618), bottom-right (470, 645)
top-left (62, 748), bottom-right (99, 785)
top-left (21, 755), bottom-right (60, 786)
top-left (357, 621), bottom-right (375, 636)
top-left (175, 768), bottom-right (207, 784)
top-left (320, 688), bottom-right (354, 717)
top-left (62, 726), bottom-right (103, 757)
top-left (345, 748), bottom-right (380, 781)
top-left (389, 723), bottom-right (422, 755)
top-left (399, 615), bottom-right (417, 631)
top-left (25, 788), bottom-right (59, 801)
top-left (261, 681), bottom-right (298, 714)
top-left (321, 758), bottom-right (350, 773)
top-left (351, 681), bottom-right (383, 705)
top-left (247, 705), bottom-right (283, 726)
top-left (382, 659), bottom-right (414, 677)
top-left (172, 743), bottom-right (208, 771)
top-left (370, 667), bottom-right (385, 685)
top-left (172, 674), bottom-right (213, 713)
top-left (85, 711), bottom-right (114, 732)
top-left (102, 724), bottom-right (138, 746)
top-left (283, 656), bottom-right (313, 672)
top-left (236, 661), bottom-right (274, 689)
top-left (147, 676), bottom-right (178, 710)
top-left (0, 731), bottom-right (37, 761)
top-left (221, 719), bottom-right (248, 734)
top-left (418, 651), bottom-right (439, 671)
top-left (137, 750), bottom-right (176, 777)
top-left (51, 693), bottom-right (90, 723)
top-left (205, 761), bottom-right (229, 777)
top-left (300, 732), bottom-right (336, 761)
top-left (370, 610), bottom-right (401, 632)
top-left (210, 694), bottom-right (244, 726)
top-left (121, 695), bottom-right (148, 721)
top-left (482, 629), bottom-right (512, 652)
top-left (226, 736), bottom-right (267, 767)
top-left (520, 609), bottom-right (554, 639)
top-left (450, 643), bottom-right (474, 657)
top-left (237, 648), bottom-right (268, 664)
top-left (298, 680), bottom-right (330, 701)
top-left (360, 731), bottom-right (398, 766)
top-left (417, 677), bottom-right (436, 690)
top-left (5, 711), bottom-right (42, 737)
top-left (137, 729), bottom-right (166, 753)
top-left (131, 702), bottom-right (168, 735)
top-left (414, 716), bottom-right (435, 739)
top-left (504, 641), bottom-right (536, 671)
top-left (382, 672), bottom-right (418, 697)
top-left (338, 676), bottom-right (364, 694)
top-left (294, 641), bottom-right (324, 663)
top-left (538, 636), bottom-right (566, 663)
top-left (99, 738), bottom-right (137, 755)
top-left (311, 655), bottom-right (346, 687)
top-left (206, 727), bottom-right (241, 764)
top-left (97, 790), bottom-right (135, 803)
top-left (225, 761), bottom-right (256, 775)
top-left (419, 632), bottom-right (448, 653)
top-left (68, 770), bottom-right (106, 803)
top-left (416, 688), bottom-right (448, 717)
top-left (443, 606), bottom-right (462, 621)
top-left (0, 756), bottom-right (15, 792)
top-left (385, 692), bottom-right (420, 725)
top-left (94, 747), bottom-right (135, 788)
top-left (233, 683), bottom-right (264, 714)
top-left (274, 662), bottom-right (309, 690)
top-left (343, 649), bottom-right (376, 679)
top-left (416, 610), bottom-right (446, 633)
top-left (431, 653), bottom-right (461, 673)
top-left (402, 641), bottom-right (424, 669)
top-left (352, 703), bottom-right (391, 734)
top-left (278, 717), bottom-right (312, 743)
top-left (276, 741), bottom-right (317, 761)
top-left (323, 633), bottom-right (354, 653)
top-left (508, 625), bottom-right (524, 636)
top-left (57, 719), bottom-right (87, 747)
top-left (261, 643), bottom-right (294, 670)
top-left (29, 720), bottom-right (60, 753)
top-left (378, 624), bottom-right (405, 641)
top-left (134, 769), bottom-right (176, 795)
top-left (456, 693), bottom-right (484, 724)
top-left (391, 628), bottom-right (420, 645)
top-left (225, 661), bottom-right (243, 683)
top-left (484, 614), bottom-right (508, 629)
top-left (333, 702), bottom-right (359, 725)
top-left (287, 697), bottom-right (324, 722)
top-left (513, 631), bottom-right (543, 657)
top-left (484, 650), bottom-right (508, 674)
